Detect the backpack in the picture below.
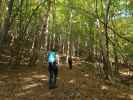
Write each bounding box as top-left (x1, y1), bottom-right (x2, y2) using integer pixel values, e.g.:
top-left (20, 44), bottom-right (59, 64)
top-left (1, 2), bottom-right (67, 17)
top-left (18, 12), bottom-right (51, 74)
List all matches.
top-left (48, 51), bottom-right (56, 63)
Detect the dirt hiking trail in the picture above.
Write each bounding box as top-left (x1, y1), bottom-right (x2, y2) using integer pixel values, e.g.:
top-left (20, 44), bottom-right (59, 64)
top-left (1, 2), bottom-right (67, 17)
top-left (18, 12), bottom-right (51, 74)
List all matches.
top-left (0, 63), bottom-right (133, 100)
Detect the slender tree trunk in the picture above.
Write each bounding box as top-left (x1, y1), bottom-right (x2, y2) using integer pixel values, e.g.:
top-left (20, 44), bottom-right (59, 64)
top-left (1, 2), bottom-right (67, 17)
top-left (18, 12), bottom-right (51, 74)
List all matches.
top-left (95, 0), bottom-right (112, 79)
top-left (0, 0), bottom-right (2, 28)
top-left (89, 27), bottom-right (95, 61)
top-left (44, 16), bottom-right (49, 50)
top-left (52, 33), bottom-right (56, 49)
top-left (77, 36), bottom-right (80, 57)
top-left (40, 0), bottom-right (52, 49)
top-left (15, 0), bottom-right (25, 65)
top-left (113, 33), bottom-right (119, 75)
top-left (58, 34), bottom-right (61, 52)
top-left (48, 34), bottom-right (52, 50)
top-left (29, 0), bottom-right (52, 65)
top-left (72, 42), bottom-right (75, 57)
top-left (62, 42), bottom-right (65, 55)
top-left (103, 0), bottom-right (112, 79)
top-left (29, 35), bottom-right (39, 66)
top-left (66, 40), bottom-right (70, 63)
top-left (104, 0), bottom-right (110, 58)
top-left (111, 18), bottom-right (119, 75)
top-left (0, 0), bottom-right (14, 47)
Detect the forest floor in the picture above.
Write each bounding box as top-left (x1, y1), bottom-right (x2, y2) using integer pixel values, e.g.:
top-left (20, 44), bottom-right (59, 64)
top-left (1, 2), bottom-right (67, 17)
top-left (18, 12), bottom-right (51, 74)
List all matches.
top-left (0, 63), bottom-right (133, 100)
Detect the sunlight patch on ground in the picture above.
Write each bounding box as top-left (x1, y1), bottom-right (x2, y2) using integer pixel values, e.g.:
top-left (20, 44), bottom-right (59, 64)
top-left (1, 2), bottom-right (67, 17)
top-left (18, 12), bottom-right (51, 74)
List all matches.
top-left (0, 81), bottom-right (5, 85)
top-left (117, 95), bottom-right (126, 99)
top-left (119, 71), bottom-right (130, 76)
top-left (0, 61), bottom-right (9, 64)
top-left (117, 93), bottom-right (127, 99)
top-left (32, 74), bottom-right (48, 79)
top-left (15, 90), bottom-right (32, 97)
top-left (68, 79), bottom-right (76, 84)
top-left (100, 85), bottom-right (109, 90)
top-left (41, 91), bottom-right (55, 97)
top-left (0, 75), bottom-right (8, 79)
top-left (22, 82), bottom-right (42, 90)
top-left (57, 77), bottom-right (60, 80)
top-left (84, 74), bottom-right (89, 77)
top-left (31, 72), bottom-right (37, 74)
top-left (73, 62), bottom-right (81, 65)
top-left (128, 94), bottom-right (133, 100)
top-left (23, 77), bottom-right (33, 82)
top-left (119, 68), bottom-right (133, 76)
top-left (41, 78), bottom-right (48, 81)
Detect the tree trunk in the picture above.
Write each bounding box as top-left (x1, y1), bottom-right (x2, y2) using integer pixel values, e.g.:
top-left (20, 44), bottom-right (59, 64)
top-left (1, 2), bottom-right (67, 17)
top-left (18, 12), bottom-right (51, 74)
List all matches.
top-left (66, 40), bottom-right (70, 63)
top-left (44, 16), bottom-right (49, 50)
top-left (77, 36), bottom-right (80, 57)
top-left (0, 0), bottom-right (14, 47)
top-left (52, 33), bottom-right (56, 49)
top-left (113, 32), bottom-right (119, 75)
top-left (72, 42), bottom-right (75, 57)
top-left (62, 42), bottom-right (65, 55)
top-left (102, 0), bottom-right (112, 79)
top-left (0, 0), bottom-right (2, 28)
top-left (29, 0), bottom-right (52, 65)
top-left (29, 35), bottom-right (39, 66)
top-left (15, 0), bottom-right (25, 65)
top-left (48, 34), bottom-right (52, 50)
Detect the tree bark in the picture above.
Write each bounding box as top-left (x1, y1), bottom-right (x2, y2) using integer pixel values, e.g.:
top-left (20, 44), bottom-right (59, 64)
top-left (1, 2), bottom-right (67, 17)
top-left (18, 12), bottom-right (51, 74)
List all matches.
top-left (113, 30), bottom-right (119, 75)
top-left (95, 0), bottom-right (112, 79)
top-left (66, 40), bottom-right (70, 63)
top-left (0, 0), bottom-right (14, 47)
top-left (0, 0), bottom-right (2, 28)
top-left (29, 0), bottom-right (52, 65)
top-left (103, 0), bottom-right (112, 79)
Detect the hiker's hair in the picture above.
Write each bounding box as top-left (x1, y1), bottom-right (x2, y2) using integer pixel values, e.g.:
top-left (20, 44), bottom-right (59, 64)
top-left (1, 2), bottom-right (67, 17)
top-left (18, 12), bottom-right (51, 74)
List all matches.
top-left (52, 48), bottom-right (56, 52)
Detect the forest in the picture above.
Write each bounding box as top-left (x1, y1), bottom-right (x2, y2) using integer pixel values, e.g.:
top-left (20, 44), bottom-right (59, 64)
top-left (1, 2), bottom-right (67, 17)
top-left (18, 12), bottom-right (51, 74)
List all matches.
top-left (0, 0), bottom-right (133, 100)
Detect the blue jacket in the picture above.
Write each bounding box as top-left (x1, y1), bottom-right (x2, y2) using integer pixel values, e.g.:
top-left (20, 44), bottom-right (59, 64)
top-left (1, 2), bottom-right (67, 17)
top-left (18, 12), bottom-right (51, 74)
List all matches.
top-left (48, 51), bottom-right (56, 63)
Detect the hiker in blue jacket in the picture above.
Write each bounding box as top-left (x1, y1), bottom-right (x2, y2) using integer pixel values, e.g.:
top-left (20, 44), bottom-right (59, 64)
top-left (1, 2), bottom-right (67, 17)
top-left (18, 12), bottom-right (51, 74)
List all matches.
top-left (48, 48), bottom-right (59, 89)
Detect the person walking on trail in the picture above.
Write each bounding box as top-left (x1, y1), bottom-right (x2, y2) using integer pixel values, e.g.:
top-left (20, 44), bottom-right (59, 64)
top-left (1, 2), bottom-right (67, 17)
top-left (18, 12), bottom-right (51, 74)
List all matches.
top-left (48, 49), bottom-right (59, 89)
top-left (68, 56), bottom-right (72, 69)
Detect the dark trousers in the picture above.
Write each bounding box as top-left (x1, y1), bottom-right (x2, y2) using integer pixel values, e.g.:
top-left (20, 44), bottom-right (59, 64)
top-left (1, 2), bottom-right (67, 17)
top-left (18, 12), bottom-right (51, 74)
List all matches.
top-left (48, 62), bottom-right (58, 88)
top-left (69, 61), bottom-right (72, 69)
